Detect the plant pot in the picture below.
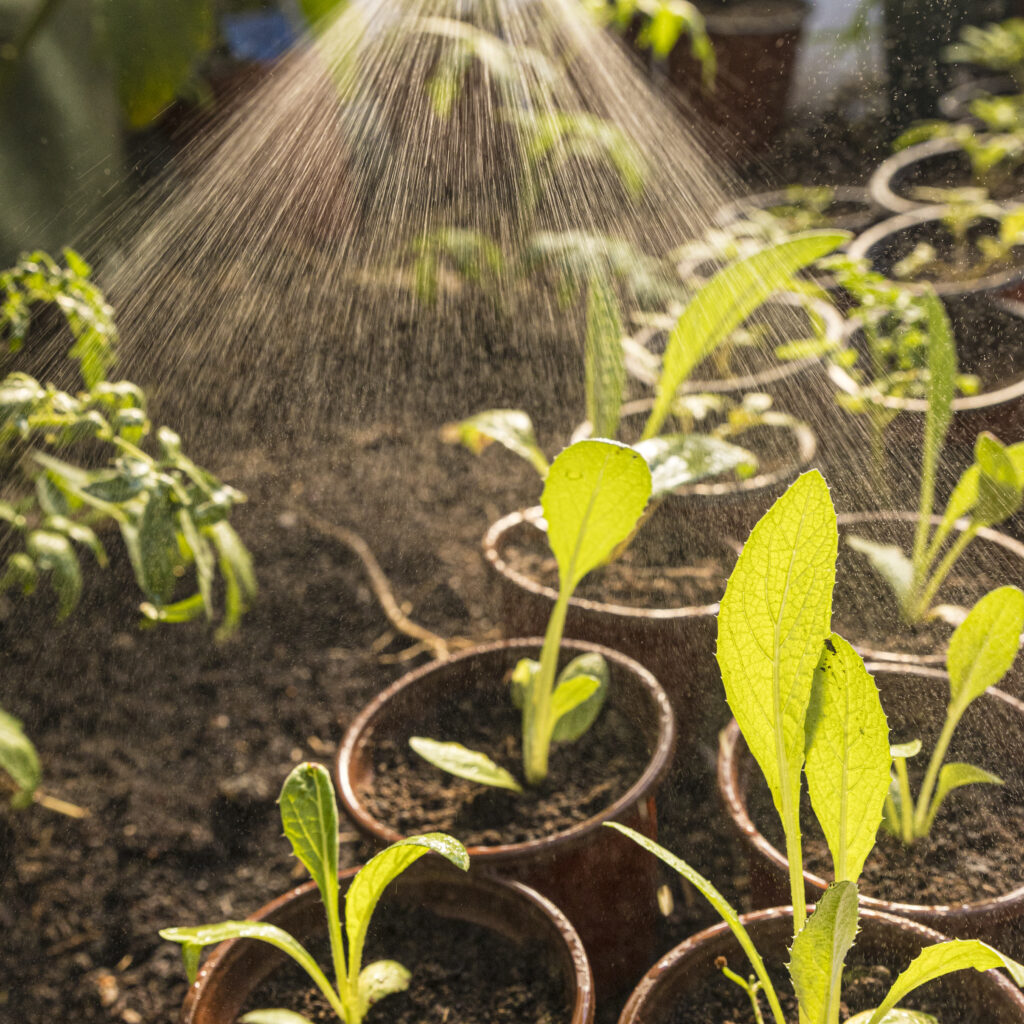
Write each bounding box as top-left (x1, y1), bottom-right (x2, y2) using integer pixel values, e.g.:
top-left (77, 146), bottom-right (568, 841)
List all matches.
top-left (618, 905), bottom-right (1024, 1024)
top-left (179, 860), bottom-right (594, 1024)
top-left (846, 205), bottom-right (1024, 302)
top-left (664, 0), bottom-right (809, 158)
top-left (833, 510), bottom-right (1024, 665)
top-left (719, 664), bottom-right (1024, 954)
top-left (715, 185), bottom-right (884, 235)
top-left (334, 638), bottom-right (675, 997)
top-left (938, 75), bottom-right (1019, 122)
top-left (869, 136), bottom-right (1024, 217)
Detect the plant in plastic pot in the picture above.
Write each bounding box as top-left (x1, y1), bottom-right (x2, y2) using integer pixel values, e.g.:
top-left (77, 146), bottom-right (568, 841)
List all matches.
top-left (609, 470), bottom-right (1024, 1024)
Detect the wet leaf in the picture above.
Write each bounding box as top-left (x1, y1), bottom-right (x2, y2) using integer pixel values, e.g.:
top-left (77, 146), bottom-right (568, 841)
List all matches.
top-left (947, 586), bottom-right (1024, 705)
top-left (550, 653), bottom-right (609, 742)
top-left (442, 409), bottom-right (548, 476)
top-left (357, 960), bottom-right (411, 1013)
top-left (846, 535), bottom-right (914, 609)
top-left (241, 1010), bottom-right (316, 1024)
top-left (408, 737), bottom-right (523, 792)
top-left (584, 276), bottom-right (625, 440)
top-left (923, 762), bottom-right (1003, 833)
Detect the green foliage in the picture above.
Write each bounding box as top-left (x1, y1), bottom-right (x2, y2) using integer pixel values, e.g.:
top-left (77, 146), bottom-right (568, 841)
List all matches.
top-left (609, 473), bottom-right (1024, 1024)
top-left (945, 19), bottom-right (1024, 87)
top-left (894, 120), bottom-right (1024, 193)
top-left (162, 763), bottom-right (469, 1024)
top-left (411, 439), bottom-right (651, 789)
top-left (0, 706), bottom-right (40, 808)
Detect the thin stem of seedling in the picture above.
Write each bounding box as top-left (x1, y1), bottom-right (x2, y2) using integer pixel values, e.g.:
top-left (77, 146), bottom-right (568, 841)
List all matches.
top-left (894, 756), bottom-right (915, 845)
top-left (524, 589), bottom-right (569, 785)
top-left (908, 523), bottom-right (979, 622)
top-left (912, 709), bottom-right (961, 836)
top-left (718, 961), bottom-right (766, 1024)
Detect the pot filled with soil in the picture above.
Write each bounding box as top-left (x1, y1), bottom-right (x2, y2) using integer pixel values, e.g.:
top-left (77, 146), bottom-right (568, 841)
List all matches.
top-left (719, 663), bottom-right (1024, 953)
top-left (832, 510), bottom-right (1024, 665)
top-left (335, 637), bottom-right (675, 997)
top-left (665, 0), bottom-right (810, 157)
top-left (179, 859), bottom-right (595, 1024)
top-left (618, 905), bottom-right (1024, 1024)
top-left (870, 136), bottom-right (1024, 217)
top-left (715, 185), bottom-right (883, 236)
top-left (846, 205), bottom-right (1024, 304)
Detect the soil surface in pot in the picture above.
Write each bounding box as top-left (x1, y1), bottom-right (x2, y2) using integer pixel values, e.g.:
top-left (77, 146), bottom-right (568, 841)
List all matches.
top-left (891, 146), bottom-right (1024, 206)
top-left (246, 902), bottom-right (569, 1024)
top-left (356, 681), bottom-right (650, 845)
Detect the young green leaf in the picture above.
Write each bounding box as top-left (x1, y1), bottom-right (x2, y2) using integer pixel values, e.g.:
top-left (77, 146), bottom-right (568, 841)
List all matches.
top-left (642, 231), bottom-right (848, 439)
top-left (408, 737), bottom-right (523, 792)
top-left (542, 440), bottom-right (652, 591)
top-left (605, 822), bottom-right (786, 1024)
top-left (947, 585), bottom-right (1024, 706)
top-left (804, 634), bottom-right (891, 882)
top-left (865, 940), bottom-right (1024, 1024)
top-left (846, 1011), bottom-right (938, 1024)
top-left (241, 1010), bottom-right (316, 1024)
top-left (441, 409), bottom-right (549, 476)
top-left (549, 652), bottom-right (609, 742)
top-left (846, 536), bottom-right (914, 610)
top-left (344, 833), bottom-right (469, 995)
top-left (584, 275), bottom-right (626, 440)
top-left (280, 764), bottom-right (340, 914)
top-left (788, 880), bottom-right (860, 1024)
top-left (973, 434), bottom-right (1023, 527)
top-left (633, 434), bottom-right (755, 498)
top-left (509, 657), bottom-right (538, 709)
top-left (357, 960), bottom-right (412, 1014)
top-left (716, 470), bottom-right (837, 928)
top-left (0, 706), bottom-right (41, 808)
top-left (890, 740), bottom-right (922, 759)
top-left (922, 762), bottom-right (1003, 833)
top-left (549, 675), bottom-right (601, 735)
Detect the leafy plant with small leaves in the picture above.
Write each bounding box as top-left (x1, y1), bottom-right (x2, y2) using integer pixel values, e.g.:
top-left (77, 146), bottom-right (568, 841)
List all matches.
top-left (945, 18), bottom-right (1024, 89)
top-left (162, 763), bottom-right (469, 1024)
top-left (884, 586), bottom-right (1024, 844)
top-left (609, 471), bottom-right (1024, 1024)
top-left (411, 439), bottom-right (651, 789)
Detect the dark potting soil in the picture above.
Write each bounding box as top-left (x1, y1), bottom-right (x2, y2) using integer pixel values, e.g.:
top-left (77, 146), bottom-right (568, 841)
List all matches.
top-left (891, 145), bottom-right (1024, 206)
top-left (357, 687), bottom-right (651, 845)
top-left (246, 903), bottom-right (569, 1024)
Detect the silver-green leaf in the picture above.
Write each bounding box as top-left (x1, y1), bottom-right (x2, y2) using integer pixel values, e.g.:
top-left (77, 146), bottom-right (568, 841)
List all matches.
top-left (408, 737), bottom-right (523, 793)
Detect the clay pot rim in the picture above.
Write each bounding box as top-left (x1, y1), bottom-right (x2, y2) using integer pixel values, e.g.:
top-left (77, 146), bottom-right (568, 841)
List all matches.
top-left (869, 136), bottom-right (980, 217)
top-left (847, 202), bottom-right (1024, 297)
top-left (628, 292), bottom-right (843, 395)
top-left (181, 864), bottom-right (595, 1024)
top-left (828, 296), bottom-right (1024, 414)
top-left (619, 903), bottom-right (1024, 1022)
top-left (335, 637), bottom-right (676, 862)
top-left (571, 397), bottom-right (818, 499)
top-left (837, 509), bottom-right (1024, 666)
top-left (718, 672), bottom-right (1024, 921)
top-left (714, 185), bottom-right (881, 232)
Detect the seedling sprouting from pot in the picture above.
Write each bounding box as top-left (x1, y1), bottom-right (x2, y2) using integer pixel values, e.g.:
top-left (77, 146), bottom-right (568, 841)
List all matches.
top-left (609, 471), bottom-right (1024, 1024)
top-left (411, 438), bottom-right (651, 789)
top-left (883, 585), bottom-right (1024, 844)
top-left (444, 231), bottom-right (846, 501)
top-left (845, 290), bottom-right (1024, 624)
top-left (161, 763), bottom-right (469, 1024)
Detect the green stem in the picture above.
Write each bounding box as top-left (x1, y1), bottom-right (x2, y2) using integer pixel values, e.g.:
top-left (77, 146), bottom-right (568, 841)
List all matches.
top-left (894, 757), bottom-right (915, 845)
top-left (523, 590), bottom-right (568, 786)
top-left (913, 707), bottom-right (961, 837)
top-left (907, 523), bottom-right (978, 622)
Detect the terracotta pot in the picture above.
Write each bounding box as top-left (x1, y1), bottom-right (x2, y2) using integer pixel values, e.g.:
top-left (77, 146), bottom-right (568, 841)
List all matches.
top-left (719, 665), bottom-right (1024, 953)
top-left (846, 205), bottom-right (1024, 301)
top-left (179, 860), bottom-right (594, 1024)
top-left (665, 0), bottom-right (809, 158)
top-left (618, 905), bottom-right (1024, 1024)
top-left (715, 185), bottom-right (884, 235)
top-left (834, 510), bottom-right (1024, 665)
top-left (335, 638), bottom-right (675, 997)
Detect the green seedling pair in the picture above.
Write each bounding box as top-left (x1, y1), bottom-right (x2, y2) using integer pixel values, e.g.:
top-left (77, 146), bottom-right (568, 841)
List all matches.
top-left (611, 471), bottom-right (1024, 1024)
top-left (162, 763), bottom-right (469, 1024)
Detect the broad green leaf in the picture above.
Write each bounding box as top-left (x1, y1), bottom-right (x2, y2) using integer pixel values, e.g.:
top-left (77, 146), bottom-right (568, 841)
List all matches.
top-left (208, 521), bottom-right (257, 637)
top-left (550, 652), bottom-right (609, 742)
top-left (890, 739), bottom-right (922, 759)
top-left (345, 834), bottom-right (468, 990)
top-left (441, 410), bottom-right (549, 476)
top-left (0, 707), bottom-right (41, 808)
top-left (549, 675), bottom-right (600, 737)
top-left (847, 1011), bottom-right (938, 1024)
top-left (584, 276), bottom-right (626, 440)
top-left (974, 434), bottom-right (1024, 526)
top-left (642, 232), bottom-right (848, 438)
top-left (947, 586), bottom-right (1024, 706)
top-left (633, 434), bottom-right (755, 498)
top-left (866, 940), bottom-right (1024, 1024)
top-left (241, 1011), bottom-right (315, 1024)
top-left (846, 535), bottom-right (914, 609)
top-left (408, 737), bottom-right (523, 792)
top-left (789, 881), bottom-right (860, 1024)
top-left (26, 530), bottom-right (82, 618)
top-left (924, 762), bottom-right (1003, 833)
top-left (805, 635), bottom-right (891, 882)
top-left (541, 440), bottom-right (652, 592)
top-left (357, 959), bottom-right (411, 1014)
top-left (138, 487), bottom-right (181, 602)
top-left (159, 920), bottom-right (341, 1012)
top-left (716, 471), bottom-right (837, 844)
top-left (604, 823), bottom-right (786, 1024)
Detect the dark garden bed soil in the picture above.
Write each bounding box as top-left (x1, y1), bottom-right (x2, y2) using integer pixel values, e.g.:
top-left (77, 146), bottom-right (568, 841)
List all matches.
top-left (356, 688), bottom-right (651, 845)
top-left (246, 904), bottom-right (569, 1024)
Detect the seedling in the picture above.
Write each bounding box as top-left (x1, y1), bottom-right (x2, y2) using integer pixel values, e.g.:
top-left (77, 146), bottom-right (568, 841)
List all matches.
top-left (846, 290), bottom-right (1024, 624)
top-left (412, 438), bottom-right (651, 789)
top-left (444, 231), bottom-right (846, 501)
top-left (609, 471), bottom-right (1024, 1024)
top-left (161, 763), bottom-right (469, 1024)
top-left (884, 586), bottom-right (1024, 844)
top-left (945, 18), bottom-right (1024, 90)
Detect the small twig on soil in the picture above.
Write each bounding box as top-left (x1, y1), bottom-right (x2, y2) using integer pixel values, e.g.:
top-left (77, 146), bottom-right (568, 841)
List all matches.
top-left (293, 506), bottom-right (468, 662)
top-left (33, 789), bottom-right (89, 818)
